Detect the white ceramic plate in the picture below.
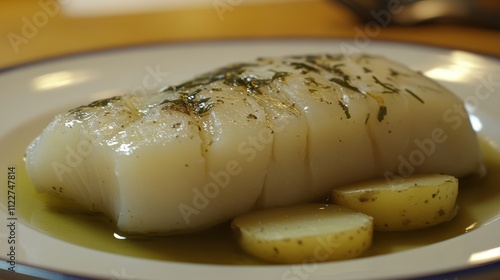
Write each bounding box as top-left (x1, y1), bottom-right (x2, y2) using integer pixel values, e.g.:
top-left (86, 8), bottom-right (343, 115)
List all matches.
top-left (1, 39), bottom-right (499, 280)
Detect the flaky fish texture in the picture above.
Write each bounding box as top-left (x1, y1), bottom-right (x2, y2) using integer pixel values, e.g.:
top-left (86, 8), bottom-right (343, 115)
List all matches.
top-left (25, 54), bottom-right (482, 235)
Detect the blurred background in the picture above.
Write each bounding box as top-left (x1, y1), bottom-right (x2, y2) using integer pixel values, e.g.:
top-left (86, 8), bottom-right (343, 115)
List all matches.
top-left (0, 0), bottom-right (499, 69)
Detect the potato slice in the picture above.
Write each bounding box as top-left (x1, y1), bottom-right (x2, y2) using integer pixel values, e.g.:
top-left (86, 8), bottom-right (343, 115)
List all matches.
top-left (331, 174), bottom-right (459, 231)
top-left (231, 204), bottom-right (373, 264)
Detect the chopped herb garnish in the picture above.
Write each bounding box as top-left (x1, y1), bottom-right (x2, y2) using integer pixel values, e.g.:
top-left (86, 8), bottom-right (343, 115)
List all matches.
top-left (160, 63), bottom-right (256, 93)
top-left (363, 67), bottom-right (372, 73)
top-left (160, 89), bottom-right (213, 116)
top-left (271, 71), bottom-right (289, 82)
top-left (247, 114), bottom-right (257, 120)
top-left (86, 96), bottom-right (121, 107)
top-left (365, 113), bottom-right (371, 124)
top-left (338, 101), bottom-right (351, 119)
top-left (377, 105), bottom-right (387, 122)
top-left (160, 63), bottom-right (289, 100)
top-left (372, 76), bottom-right (399, 93)
top-left (330, 77), bottom-right (362, 93)
top-left (331, 64), bottom-right (346, 77)
top-left (230, 76), bottom-right (268, 94)
top-left (160, 99), bottom-right (189, 114)
top-left (305, 58), bottom-right (341, 75)
top-left (389, 68), bottom-right (409, 77)
top-left (405, 89), bottom-right (425, 104)
top-left (69, 96), bottom-right (121, 115)
top-left (325, 54), bottom-right (344, 61)
top-left (194, 102), bottom-right (213, 115)
top-left (288, 62), bottom-right (320, 74)
top-left (304, 77), bottom-right (319, 87)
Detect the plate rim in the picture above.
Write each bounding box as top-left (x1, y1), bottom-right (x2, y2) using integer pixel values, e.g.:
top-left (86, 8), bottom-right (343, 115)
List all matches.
top-left (1, 36), bottom-right (499, 75)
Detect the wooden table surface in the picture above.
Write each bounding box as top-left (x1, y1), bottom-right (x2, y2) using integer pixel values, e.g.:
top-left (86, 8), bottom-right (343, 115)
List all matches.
top-left (0, 0), bottom-right (499, 70)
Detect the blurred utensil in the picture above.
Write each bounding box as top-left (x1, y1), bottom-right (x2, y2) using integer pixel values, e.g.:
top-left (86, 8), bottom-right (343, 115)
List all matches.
top-left (333, 0), bottom-right (500, 29)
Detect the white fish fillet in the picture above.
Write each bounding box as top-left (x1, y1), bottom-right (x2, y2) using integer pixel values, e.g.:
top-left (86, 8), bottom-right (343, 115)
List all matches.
top-left (25, 54), bottom-right (482, 235)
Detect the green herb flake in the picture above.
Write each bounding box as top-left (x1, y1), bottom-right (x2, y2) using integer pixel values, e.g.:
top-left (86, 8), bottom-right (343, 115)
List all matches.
top-left (194, 102), bottom-right (213, 116)
top-left (161, 89), bottom-right (213, 116)
top-left (377, 105), bottom-right (387, 122)
top-left (288, 62), bottom-right (320, 74)
top-left (331, 64), bottom-right (346, 77)
top-left (69, 96), bottom-right (121, 115)
top-left (247, 114), bottom-right (257, 120)
top-left (161, 99), bottom-right (189, 114)
top-left (338, 101), bottom-right (351, 119)
top-left (304, 77), bottom-right (319, 87)
top-left (271, 71), bottom-right (289, 82)
top-left (330, 77), bottom-right (362, 94)
top-left (372, 76), bottom-right (399, 93)
top-left (405, 89), bottom-right (425, 104)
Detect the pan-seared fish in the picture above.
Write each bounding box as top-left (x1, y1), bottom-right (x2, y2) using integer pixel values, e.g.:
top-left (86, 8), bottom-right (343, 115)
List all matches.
top-left (25, 54), bottom-right (482, 235)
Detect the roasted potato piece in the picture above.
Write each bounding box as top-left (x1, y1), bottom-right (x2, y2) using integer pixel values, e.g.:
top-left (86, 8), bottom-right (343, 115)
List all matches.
top-left (331, 174), bottom-right (459, 231)
top-left (231, 204), bottom-right (373, 264)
